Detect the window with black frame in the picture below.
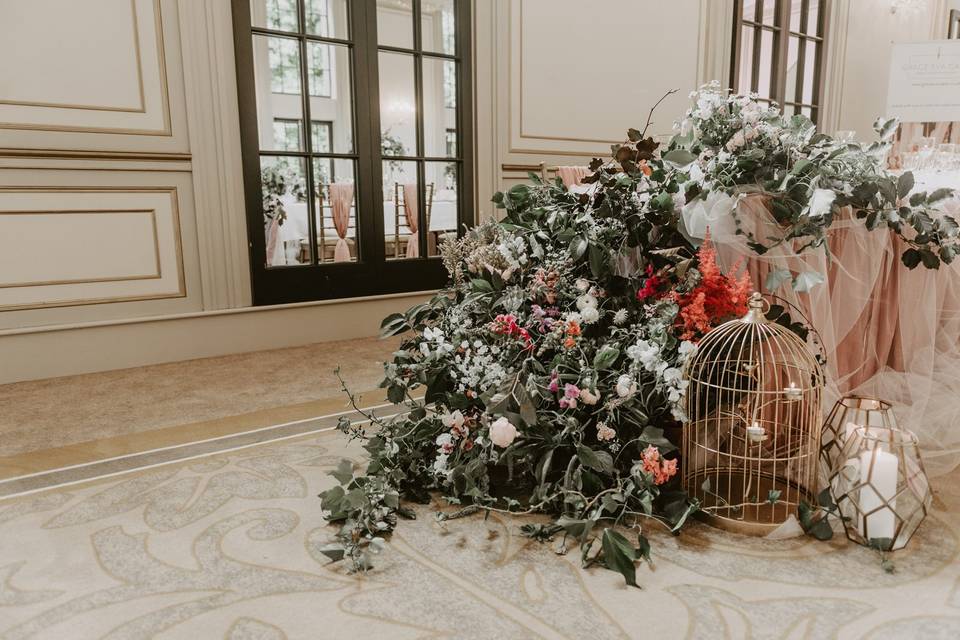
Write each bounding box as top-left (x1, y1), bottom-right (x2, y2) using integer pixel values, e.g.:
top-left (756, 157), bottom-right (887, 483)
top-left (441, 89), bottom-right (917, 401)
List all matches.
top-left (234, 0), bottom-right (472, 305)
top-left (731, 0), bottom-right (828, 124)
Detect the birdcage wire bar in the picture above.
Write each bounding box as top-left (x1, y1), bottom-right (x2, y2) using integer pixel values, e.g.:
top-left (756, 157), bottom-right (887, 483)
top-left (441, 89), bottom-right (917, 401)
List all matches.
top-left (682, 292), bottom-right (825, 536)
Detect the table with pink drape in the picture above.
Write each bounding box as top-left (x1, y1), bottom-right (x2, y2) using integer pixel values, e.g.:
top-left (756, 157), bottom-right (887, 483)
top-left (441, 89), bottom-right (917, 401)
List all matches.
top-left (329, 183), bottom-right (354, 262)
top-left (707, 191), bottom-right (960, 476)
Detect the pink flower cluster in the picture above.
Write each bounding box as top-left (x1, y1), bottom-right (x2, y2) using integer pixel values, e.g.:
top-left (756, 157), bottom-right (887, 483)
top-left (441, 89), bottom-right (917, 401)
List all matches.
top-left (548, 372), bottom-right (601, 410)
top-left (640, 445), bottom-right (678, 485)
top-left (490, 313), bottom-right (533, 350)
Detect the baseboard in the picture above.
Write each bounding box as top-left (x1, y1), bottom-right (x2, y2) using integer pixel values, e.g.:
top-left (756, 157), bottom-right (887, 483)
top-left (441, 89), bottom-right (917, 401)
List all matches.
top-left (0, 291), bottom-right (432, 384)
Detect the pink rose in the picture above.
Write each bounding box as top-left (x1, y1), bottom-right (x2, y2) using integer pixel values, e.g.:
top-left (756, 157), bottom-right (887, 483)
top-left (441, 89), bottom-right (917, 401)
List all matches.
top-left (489, 417), bottom-right (518, 448)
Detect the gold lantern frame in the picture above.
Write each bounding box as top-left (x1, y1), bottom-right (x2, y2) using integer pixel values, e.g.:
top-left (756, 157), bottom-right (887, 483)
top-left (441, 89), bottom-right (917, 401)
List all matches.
top-left (682, 293), bottom-right (825, 536)
top-left (820, 395), bottom-right (898, 484)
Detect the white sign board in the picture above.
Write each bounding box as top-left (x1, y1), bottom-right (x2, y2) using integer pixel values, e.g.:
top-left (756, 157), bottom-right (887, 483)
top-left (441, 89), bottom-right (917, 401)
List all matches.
top-left (886, 40), bottom-right (960, 123)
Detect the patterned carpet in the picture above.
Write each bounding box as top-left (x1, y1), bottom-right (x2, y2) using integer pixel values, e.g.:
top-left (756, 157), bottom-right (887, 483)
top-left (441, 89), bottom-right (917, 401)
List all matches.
top-left (1, 429), bottom-right (958, 639)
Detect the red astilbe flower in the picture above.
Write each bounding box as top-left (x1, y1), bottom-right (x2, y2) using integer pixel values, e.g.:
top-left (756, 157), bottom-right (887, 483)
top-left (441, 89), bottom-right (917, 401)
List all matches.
top-left (670, 231), bottom-right (752, 340)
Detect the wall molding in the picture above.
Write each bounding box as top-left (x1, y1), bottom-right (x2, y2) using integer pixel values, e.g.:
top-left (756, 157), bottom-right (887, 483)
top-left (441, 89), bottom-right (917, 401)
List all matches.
top-left (0, 290), bottom-right (433, 384)
top-left (176, 0), bottom-right (251, 309)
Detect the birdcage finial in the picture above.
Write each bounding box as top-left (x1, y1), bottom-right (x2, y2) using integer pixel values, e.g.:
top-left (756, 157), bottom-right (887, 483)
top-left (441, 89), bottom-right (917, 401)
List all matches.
top-left (742, 291), bottom-right (769, 323)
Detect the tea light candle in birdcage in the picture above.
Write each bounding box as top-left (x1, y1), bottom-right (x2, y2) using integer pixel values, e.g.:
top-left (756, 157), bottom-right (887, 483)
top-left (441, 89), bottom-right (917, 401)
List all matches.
top-left (829, 426), bottom-right (931, 550)
top-left (820, 396), bottom-right (898, 482)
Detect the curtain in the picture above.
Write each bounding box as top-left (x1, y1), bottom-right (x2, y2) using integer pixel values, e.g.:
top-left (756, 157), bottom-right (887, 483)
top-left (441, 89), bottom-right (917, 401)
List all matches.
top-left (403, 184), bottom-right (420, 258)
top-left (330, 183), bottom-right (354, 262)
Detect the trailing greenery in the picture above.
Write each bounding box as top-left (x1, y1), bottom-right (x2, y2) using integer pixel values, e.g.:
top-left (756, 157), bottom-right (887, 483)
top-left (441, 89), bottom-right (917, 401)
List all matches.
top-left (317, 84), bottom-right (954, 586)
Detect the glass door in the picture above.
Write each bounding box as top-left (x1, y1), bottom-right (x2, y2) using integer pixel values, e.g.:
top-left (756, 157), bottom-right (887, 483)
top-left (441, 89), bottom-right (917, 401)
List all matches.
top-left (233, 0), bottom-right (473, 305)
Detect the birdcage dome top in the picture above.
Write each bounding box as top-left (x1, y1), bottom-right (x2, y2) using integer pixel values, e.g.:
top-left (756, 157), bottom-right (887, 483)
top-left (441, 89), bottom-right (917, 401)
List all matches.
top-left (684, 292), bottom-right (824, 392)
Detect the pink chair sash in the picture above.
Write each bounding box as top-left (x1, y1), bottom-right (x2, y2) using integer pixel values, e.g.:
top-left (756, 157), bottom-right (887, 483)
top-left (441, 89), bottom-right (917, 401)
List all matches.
top-left (557, 166), bottom-right (589, 188)
top-left (330, 183), bottom-right (354, 262)
top-left (403, 184), bottom-right (420, 258)
top-left (265, 216), bottom-right (280, 266)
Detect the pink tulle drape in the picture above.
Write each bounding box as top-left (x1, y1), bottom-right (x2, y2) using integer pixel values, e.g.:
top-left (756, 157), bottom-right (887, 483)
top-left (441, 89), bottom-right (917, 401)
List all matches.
top-left (404, 184), bottom-right (420, 258)
top-left (265, 217), bottom-right (280, 266)
top-left (558, 166), bottom-right (589, 188)
top-left (330, 183), bottom-right (354, 262)
top-left (708, 194), bottom-right (960, 476)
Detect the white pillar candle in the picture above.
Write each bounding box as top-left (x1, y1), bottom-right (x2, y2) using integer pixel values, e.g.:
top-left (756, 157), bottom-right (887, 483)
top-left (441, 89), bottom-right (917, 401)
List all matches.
top-left (858, 447), bottom-right (898, 542)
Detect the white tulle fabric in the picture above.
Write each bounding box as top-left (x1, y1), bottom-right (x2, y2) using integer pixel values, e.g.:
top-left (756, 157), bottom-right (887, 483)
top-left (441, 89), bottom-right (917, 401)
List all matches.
top-left (700, 190), bottom-right (960, 476)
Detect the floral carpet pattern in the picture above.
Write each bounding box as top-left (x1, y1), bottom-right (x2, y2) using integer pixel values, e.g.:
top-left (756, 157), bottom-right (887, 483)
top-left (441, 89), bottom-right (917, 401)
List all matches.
top-left (0, 430), bottom-right (958, 639)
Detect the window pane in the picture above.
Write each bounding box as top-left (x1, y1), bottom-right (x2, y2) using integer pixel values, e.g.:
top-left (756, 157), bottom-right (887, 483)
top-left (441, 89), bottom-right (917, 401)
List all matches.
top-left (379, 51), bottom-right (417, 157)
top-left (377, 0), bottom-right (414, 49)
top-left (273, 118), bottom-right (303, 150)
top-left (253, 35), bottom-right (304, 151)
top-left (384, 160), bottom-right (421, 259)
top-left (738, 26), bottom-right (755, 94)
top-left (802, 39), bottom-right (817, 104)
top-left (784, 36), bottom-right (800, 105)
top-left (251, 0), bottom-right (299, 33)
top-left (425, 161), bottom-right (457, 257)
top-left (742, 0), bottom-right (756, 20)
top-left (314, 158), bottom-right (358, 263)
top-left (806, 1), bottom-right (820, 36)
top-left (423, 57), bottom-right (456, 157)
top-left (308, 42), bottom-right (353, 153)
top-left (757, 28), bottom-right (774, 99)
top-left (760, 0), bottom-right (775, 25)
top-left (422, 0), bottom-right (456, 55)
top-left (261, 156), bottom-right (310, 267)
top-left (305, 0), bottom-right (349, 39)
top-left (790, 0), bottom-right (801, 32)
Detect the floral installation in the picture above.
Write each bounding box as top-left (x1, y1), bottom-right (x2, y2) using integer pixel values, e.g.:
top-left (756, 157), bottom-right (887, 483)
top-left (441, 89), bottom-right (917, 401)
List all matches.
top-left (318, 85), bottom-right (955, 586)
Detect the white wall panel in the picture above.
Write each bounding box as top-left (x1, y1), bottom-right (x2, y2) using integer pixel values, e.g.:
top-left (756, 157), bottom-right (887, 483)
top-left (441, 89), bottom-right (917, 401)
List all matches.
top-left (0, 0), bottom-right (188, 153)
top-left (0, 188), bottom-right (185, 310)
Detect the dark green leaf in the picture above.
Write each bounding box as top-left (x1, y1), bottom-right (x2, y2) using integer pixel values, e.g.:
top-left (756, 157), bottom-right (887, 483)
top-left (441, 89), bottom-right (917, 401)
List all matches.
top-left (601, 528), bottom-right (638, 587)
top-left (329, 459), bottom-right (354, 485)
top-left (901, 248), bottom-right (922, 269)
top-left (897, 171), bottom-right (915, 197)
top-left (577, 445), bottom-right (614, 473)
top-left (593, 345), bottom-right (620, 370)
top-left (470, 278), bottom-right (494, 293)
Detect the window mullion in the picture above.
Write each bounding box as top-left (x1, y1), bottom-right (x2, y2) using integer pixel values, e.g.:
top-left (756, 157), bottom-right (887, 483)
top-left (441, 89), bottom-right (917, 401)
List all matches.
top-left (356, 0), bottom-right (385, 265)
top-left (413, 0), bottom-right (428, 259)
top-left (296, 0), bottom-right (319, 265)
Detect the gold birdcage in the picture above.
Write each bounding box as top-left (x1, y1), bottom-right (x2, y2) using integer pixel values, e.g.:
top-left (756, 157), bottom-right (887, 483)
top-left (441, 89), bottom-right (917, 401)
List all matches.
top-left (682, 292), bottom-right (825, 536)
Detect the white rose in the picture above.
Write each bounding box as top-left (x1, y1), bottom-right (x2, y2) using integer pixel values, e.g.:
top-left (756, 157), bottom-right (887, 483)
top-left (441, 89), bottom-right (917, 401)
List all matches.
top-left (576, 294), bottom-right (597, 310)
top-left (488, 417), bottom-right (518, 448)
top-left (615, 374), bottom-right (637, 398)
top-left (580, 306), bottom-right (600, 324)
top-left (807, 188), bottom-right (836, 219)
top-left (575, 278), bottom-right (590, 292)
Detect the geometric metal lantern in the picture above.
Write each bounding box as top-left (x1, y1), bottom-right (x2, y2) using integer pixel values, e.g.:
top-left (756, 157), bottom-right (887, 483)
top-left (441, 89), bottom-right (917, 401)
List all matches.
top-left (682, 292), bottom-right (825, 536)
top-left (828, 426), bottom-right (931, 551)
top-left (820, 395), bottom-right (898, 485)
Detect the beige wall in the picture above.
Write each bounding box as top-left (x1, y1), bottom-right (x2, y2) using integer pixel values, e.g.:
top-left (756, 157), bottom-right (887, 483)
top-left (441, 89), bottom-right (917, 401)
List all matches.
top-left (0, 0), bottom-right (430, 383)
top-left (474, 0), bottom-right (733, 215)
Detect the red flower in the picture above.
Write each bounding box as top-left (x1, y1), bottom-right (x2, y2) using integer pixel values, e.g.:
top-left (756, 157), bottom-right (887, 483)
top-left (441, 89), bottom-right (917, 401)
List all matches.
top-left (670, 231), bottom-right (752, 340)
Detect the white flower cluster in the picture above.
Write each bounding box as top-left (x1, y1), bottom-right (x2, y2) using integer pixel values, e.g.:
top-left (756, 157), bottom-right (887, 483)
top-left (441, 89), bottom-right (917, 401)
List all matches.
top-left (450, 339), bottom-right (509, 394)
top-left (496, 232), bottom-right (529, 281)
top-left (626, 337), bottom-right (698, 419)
top-left (418, 326), bottom-right (455, 359)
